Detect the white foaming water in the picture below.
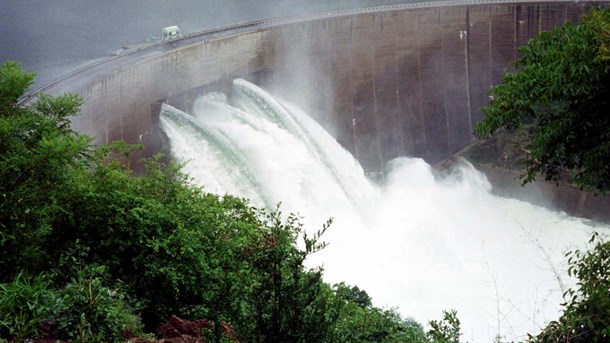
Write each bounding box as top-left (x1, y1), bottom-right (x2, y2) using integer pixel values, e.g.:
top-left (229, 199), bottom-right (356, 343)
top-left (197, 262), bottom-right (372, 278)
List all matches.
top-left (160, 79), bottom-right (607, 342)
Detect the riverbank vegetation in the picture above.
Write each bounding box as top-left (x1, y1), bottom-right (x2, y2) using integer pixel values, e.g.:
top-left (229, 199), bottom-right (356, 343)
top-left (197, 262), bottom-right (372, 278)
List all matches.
top-left (472, 6), bottom-right (610, 342)
top-left (475, 7), bottom-right (610, 194)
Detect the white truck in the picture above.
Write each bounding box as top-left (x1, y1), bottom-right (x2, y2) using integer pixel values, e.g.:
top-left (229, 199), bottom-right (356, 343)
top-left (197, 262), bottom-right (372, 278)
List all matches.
top-left (162, 26), bottom-right (181, 40)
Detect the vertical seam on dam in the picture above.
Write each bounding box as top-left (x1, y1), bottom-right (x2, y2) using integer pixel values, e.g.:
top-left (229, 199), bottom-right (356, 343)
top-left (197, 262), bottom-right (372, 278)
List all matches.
top-left (465, 7), bottom-right (473, 138)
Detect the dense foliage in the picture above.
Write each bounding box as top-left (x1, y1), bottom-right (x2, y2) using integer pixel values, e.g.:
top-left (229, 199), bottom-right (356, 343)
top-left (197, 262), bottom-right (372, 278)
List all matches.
top-left (475, 8), bottom-right (610, 193)
top-left (528, 233), bottom-right (610, 342)
top-left (0, 61), bottom-right (442, 342)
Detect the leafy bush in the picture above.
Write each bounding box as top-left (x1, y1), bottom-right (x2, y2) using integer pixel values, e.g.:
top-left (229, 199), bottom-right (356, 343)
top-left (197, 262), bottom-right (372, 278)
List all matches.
top-left (330, 283), bottom-right (428, 343)
top-left (427, 310), bottom-right (461, 343)
top-left (475, 8), bottom-right (610, 193)
top-left (232, 209), bottom-right (334, 342)
top-left (51, 266), bottom-right (142, 343)
top-left (0, 268), bottom-right (141, 343)
top-left (0, 273), bottom-right (57, 341)
top-left (0, 61), bottom-right (91, 281)
top-left (529, 233), bottom-right (610, 342)
top-left (46, 155), bottom-right (268, 332)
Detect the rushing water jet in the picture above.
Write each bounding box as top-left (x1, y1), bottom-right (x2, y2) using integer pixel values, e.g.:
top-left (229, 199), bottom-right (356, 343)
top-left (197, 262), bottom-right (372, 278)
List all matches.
top-left (160, 79), bottom-right (608, 342)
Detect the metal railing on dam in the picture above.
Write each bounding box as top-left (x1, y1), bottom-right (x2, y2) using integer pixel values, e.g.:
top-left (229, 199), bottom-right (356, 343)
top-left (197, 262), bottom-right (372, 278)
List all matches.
top-left (17, 0), bottom-right (610, 220)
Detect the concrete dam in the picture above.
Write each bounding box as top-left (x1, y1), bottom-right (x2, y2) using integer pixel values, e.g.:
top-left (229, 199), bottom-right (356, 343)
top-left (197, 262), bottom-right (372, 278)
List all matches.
top-left (28, 0), bottom-right (608, 220)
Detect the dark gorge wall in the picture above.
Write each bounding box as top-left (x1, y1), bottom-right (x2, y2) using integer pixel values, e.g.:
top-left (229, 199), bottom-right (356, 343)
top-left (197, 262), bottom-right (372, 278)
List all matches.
top-left (38, 1), bottom-right (608, 219)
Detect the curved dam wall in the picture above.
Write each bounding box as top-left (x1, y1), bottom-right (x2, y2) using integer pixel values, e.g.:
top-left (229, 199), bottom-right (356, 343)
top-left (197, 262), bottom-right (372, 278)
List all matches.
top-left (38, 0), bottom-right (608, 220)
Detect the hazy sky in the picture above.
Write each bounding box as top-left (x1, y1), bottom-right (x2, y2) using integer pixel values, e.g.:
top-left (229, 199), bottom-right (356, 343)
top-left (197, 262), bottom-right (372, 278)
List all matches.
top-left (0, 0), bottom-right (429, 89)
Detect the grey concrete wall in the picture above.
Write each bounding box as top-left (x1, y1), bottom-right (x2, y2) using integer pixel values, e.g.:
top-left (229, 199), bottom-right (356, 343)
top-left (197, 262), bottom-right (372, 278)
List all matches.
top-left (69, 30), bottom-right (273, 155)
top-left (61, 1), bottom-right (593, 170)
top-left (40, 1), bottom-right (608, 219)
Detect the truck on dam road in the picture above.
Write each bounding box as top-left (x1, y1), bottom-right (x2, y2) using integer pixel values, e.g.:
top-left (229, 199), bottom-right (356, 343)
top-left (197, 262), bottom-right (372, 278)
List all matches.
top-left (162, 26), bottom-right (181, 40)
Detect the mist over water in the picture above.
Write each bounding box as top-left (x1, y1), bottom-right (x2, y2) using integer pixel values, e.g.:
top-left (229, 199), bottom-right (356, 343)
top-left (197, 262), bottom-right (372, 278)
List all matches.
top-left (160, 79), bottom-right (607, 342)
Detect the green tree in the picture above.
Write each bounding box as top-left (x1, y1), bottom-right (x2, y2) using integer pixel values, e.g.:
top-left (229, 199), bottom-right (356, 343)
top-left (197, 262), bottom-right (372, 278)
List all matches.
top-left (0, 61), bottom-right (92, 280)
top-left (427, 310), bottom-right (462, 343)
top-left (529, 233), bottom-right (610, 342)
top-left (237, 209), bottom-right (334, 342)
top-left (475, 8), bottom-right (610, 193)
top-left (334, 282), bottom-right (373, 308)
top-left (329, 283), bottom-right (428, 343)
top-left (45, 153), bottom-right (270, 336)
top-left (332, 303), bottom-right (428, 343)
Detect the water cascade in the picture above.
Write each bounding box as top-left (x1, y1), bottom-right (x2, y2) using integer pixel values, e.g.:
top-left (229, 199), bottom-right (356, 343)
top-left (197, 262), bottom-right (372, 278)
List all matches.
top-left (160, 79), bottom-right (608, 342)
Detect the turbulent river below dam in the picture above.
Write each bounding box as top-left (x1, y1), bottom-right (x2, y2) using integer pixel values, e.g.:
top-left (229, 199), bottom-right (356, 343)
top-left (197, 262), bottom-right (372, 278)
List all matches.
top-left (159, 79), bottom-right (608, 342)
